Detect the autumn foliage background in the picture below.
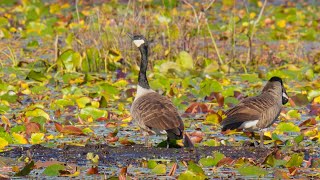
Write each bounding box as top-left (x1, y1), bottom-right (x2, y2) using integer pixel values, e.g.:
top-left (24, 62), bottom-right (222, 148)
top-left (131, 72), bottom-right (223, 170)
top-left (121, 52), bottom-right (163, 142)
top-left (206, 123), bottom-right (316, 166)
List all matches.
top-left (0, 0), bottom-right (319, 178)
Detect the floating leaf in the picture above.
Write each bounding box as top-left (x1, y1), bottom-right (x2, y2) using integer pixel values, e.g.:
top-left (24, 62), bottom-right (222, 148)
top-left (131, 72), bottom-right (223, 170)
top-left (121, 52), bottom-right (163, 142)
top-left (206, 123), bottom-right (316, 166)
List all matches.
top-left (30, 133), bottom-right (45, 144)
top-left (25, 108), bottom-right (50, 120)
top-left (287, 110), bottom-right (301, 119)
top-left (0, 137), bottom-right (8, 149)
top-left (275, 122), bottom-right (300, 133)
top-left (80, 106), bottom-right (108, 120)
top-left (26, 70), bottom-right (48, 82)
top-left (43, 164), bottom-right (65, 176)
top-left (151, 164), bottom-right (166, 175)
top-left (12, 132), bottom-right (28, 144)
top-left (76, 97), bottom-right (91, 108)
top-left (237, 165), bottom-right (268, 177)
top-left (286, 153), bottom-right (303, 168)
top-left (199, 157), bottom-right (216, 167)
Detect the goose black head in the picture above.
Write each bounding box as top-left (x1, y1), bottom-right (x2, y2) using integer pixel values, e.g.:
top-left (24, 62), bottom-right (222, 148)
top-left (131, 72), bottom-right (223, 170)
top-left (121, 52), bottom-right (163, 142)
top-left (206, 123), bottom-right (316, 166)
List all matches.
top-left (128, 33), bottom-right (148, 48)
top-left (269, 76), bottom-right (288, 105)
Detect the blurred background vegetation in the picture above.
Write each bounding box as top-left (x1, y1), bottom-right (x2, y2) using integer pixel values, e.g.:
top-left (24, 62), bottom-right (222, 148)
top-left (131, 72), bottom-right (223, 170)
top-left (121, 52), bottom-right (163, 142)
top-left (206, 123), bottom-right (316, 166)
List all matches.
top-left (0, 0), bottom-right (319, 74)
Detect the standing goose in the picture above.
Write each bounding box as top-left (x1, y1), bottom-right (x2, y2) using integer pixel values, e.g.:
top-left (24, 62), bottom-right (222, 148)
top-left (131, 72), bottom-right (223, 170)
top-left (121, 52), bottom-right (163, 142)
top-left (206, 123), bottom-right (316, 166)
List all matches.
top-left (128, 34), bottom-right (191, 147)
top-left (221, 76), bottom-right (289, 147)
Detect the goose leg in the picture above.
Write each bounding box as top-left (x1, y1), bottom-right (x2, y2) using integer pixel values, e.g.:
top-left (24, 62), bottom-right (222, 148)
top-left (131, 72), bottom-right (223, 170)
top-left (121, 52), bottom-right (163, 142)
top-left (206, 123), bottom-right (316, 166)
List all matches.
top-left (251, 132), bottom-right (259, 147)
top-left (143, 131), bottom-right (150, 147)
top-left (259, 130), bottom-right (264, 148)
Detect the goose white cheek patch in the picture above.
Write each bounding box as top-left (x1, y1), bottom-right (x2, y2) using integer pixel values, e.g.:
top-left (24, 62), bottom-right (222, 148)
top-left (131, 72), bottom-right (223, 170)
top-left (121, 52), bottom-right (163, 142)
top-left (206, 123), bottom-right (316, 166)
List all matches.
top-left (133, 39), bottom-right (145, 47)
top-left (282, 92), bottom-right (288, 99)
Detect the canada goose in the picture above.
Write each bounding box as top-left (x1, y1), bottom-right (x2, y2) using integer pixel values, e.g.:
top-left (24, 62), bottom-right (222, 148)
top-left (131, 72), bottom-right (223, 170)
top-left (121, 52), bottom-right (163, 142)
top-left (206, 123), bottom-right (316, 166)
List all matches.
top-left (221, 76), bottom-right (289, 147)
top-left (128, 34), bottom-right (192, 147)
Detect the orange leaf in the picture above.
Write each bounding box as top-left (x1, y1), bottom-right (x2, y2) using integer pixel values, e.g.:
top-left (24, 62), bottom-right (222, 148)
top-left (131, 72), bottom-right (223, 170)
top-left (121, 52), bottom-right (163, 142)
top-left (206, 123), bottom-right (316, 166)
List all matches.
top-left (54, 122), bottom-right (63, 132)
top-left (87, 167), bottom-right (99, 175)
top-left (26, 122), bottom-right (40, 136)
top-left (185, 103), bottom-right (209, 114)
top-left (120, 138), bottom-right (135, 146)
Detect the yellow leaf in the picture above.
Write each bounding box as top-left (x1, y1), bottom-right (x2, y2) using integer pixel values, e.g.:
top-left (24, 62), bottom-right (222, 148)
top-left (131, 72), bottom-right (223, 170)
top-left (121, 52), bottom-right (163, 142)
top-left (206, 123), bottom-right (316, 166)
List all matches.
top-left (46, 134), bottom-right (54, 140)
top-left (1, 115), bottom-right (10, 127)
top-left (276, 20), bottom-right (286, 28)
top-left (0, 137), bottom-right (8, 149)
top-left (30, 133), bottom-right (45, 144)
top-left (122, 116), bottom-right (132, 123)
top-left (12, 132), bottom-right (28, 144)
top-left (313, 96), bottom-right (320, 103)
top-left (22, 88), bottom-right (31, 95)
top-left (87, 116), bottom-right (93, 123)
top-left (249, 12), bottom-right (256, 19)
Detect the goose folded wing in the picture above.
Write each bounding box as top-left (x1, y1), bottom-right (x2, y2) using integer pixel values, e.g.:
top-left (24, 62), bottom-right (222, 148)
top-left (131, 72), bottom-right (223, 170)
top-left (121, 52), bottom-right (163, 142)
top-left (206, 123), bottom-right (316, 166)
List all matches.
top-left (221, 104), bottom-right (261, 130)
top-left (132, 92), bottom-right (183, 130)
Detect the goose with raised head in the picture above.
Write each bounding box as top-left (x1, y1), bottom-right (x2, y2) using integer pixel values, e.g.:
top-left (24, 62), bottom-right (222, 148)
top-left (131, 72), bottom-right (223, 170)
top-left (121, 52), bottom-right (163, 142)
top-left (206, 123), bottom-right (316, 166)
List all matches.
top-left (128, 34), bottom-right (192, 147)
top-left (221, 76), bottom-right (289, 147)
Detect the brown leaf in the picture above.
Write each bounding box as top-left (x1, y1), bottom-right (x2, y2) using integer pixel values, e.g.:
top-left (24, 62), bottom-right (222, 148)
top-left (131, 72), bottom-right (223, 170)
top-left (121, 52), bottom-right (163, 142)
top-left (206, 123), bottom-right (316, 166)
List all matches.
top-left (54, 122), bottom-right (63, 132)
top-left (26, 122), bottom-right (41, 136)
top-left (87, 166), bottom-right (99, 175)
top-left (290, 94), bottom-right (309, 106)
top-left (299, 118), bottom-right (316, 127)
top-left (288, 167), bottom-right (298, 176)
top-left (61, 126), bottom-right (84, 135)
top-left (120, 138), bottom-right (135, 146)
top-left (106, 136), bottom-right (119, 143)
top-left (119, 167), bottom-right (127, 180)
top-left (96, 117), bottom-right (108, 121)
top-left (105, 122), bottom-right (117, 128)
top-left (213, 92), bottom-right (224, 107)
top-left (190, 131), bottom-right (205, 138)
top-left (168, 163), bottom-right (177, 176)
top-left (274, 169), bottom-right (290, 179)
top-left (217, 157), bottom-right (235, 167)
top-left (190, 136), bottom-right (203, 144)
top-left (185, 103), bottom-right (209, 114)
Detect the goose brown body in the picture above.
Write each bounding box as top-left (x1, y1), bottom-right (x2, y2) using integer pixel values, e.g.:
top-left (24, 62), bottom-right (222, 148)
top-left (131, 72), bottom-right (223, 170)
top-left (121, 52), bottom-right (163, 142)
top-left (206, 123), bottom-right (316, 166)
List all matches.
top-left (221, 76), bottom-right (288, 147)
top-left (131, 92), bottom-right (184, 139)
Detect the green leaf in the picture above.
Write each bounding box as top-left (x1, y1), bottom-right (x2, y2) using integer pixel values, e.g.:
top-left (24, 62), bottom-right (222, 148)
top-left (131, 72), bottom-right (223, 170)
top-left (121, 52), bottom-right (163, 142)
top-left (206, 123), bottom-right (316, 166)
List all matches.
top-left (276, 122), bottom-right (300, 133)
top-left (0, 104), bottom-right (10, 113)
top-left (286, 153), bottom-right (303, 168)
top-left (178, 170), bottom-right (207, 180)
top-left (293, 134), bottom-right (304, 144)
top-left (55, 99), bottom-right (75, 107)
top-left (240, 74), bottom-right (260, 83)
top-left (202, 139), bottom-right (220, 146)
top-left (58, 49), bottom-right (81, 71)
top-left (0, 17), bottom-right (9, 27)
top-left (176, 51), bottom-right (194, 70)
top-left (147, 160), bottom-right (158, 169)
top-left (80, 106), bottom-right (108, 120)
top-left (11, 125), bottom-right (26, 133)
top-left (188, 161), bottom-right (204, 174)
top-left (151, 164), bottom-right (166, 175)
top-left (199, 157), bottom-right (215, 167)
top-left (0, 92), bottom-right (18, 103)
top-left (76, 96), bottom-right (91, 108)
top-left (236, 165), bottom-right (268, 177)
top-left (43, 164), bottom-right (65, 176)
top-left (287, 110), bottom-right (301, 119)
top-left (25, 108), bottom-right (50, 120)
top-left (26, 70), bottom-right (47, 82)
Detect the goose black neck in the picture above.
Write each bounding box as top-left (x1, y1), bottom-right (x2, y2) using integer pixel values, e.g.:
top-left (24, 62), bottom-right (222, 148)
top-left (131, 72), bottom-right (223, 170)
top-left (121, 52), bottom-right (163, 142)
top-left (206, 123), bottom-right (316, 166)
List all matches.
top-left (138, 45), bottom-right (150, 89)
